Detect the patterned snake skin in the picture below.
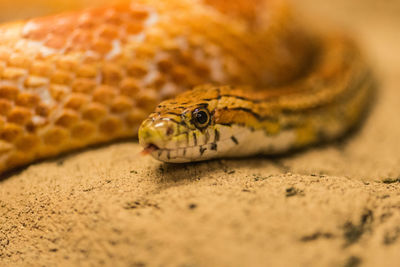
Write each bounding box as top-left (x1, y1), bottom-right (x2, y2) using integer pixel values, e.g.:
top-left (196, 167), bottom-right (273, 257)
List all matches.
top-left (0, 0), bottom-right (372, 172)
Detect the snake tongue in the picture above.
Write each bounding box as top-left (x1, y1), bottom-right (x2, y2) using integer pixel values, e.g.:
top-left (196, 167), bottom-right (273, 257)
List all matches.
top-left (141, 143), bottom-right (160, 155)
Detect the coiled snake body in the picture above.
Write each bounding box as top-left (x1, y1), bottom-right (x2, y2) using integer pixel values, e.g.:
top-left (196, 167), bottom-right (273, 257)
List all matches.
top-left (0, 0), bottom-right (373, 172)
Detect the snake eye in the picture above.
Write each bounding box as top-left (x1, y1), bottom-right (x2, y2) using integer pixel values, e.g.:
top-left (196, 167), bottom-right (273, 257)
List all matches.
top-left (192, 108), bottom-right (210, 129)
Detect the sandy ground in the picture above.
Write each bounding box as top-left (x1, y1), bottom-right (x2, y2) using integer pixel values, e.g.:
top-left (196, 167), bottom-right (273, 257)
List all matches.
top-left (1, 1), bottom-right (400, 266)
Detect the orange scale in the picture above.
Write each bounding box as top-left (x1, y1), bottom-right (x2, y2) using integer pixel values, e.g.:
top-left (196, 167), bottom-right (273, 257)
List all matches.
top-left (111, 96), bottom-right (134, 114)
top-left (77, 14), bottom-right (98, 30)
top-left (82, 103), bottom-right (107, 122)
top-left (64, 43), bottom-right (85, 54)
top-left (135, 89), bottom-right (159, 111)
top-left (55, 110), bottom-right (79, 128)
top-left (103, 10), bottom-right (123, 25)
top-left (24, 75), bottom-right (49, 88)
top-left (0, 50), bottom-right (10, 63)
top-left (76, 64), bottom-right (98, 79)
top-left (0, 123), bottom-right (23, 142)
top-left (170, 65), bottom-right (190, 84)
top-left (134, 45), bottom-right (156, 59)
top-left (177, 51), bottom-right (196, 65)
top-left (125, 22), bottom-right (144, 35)
top-left (113, 3), bottom-right (132, 13)
top-left (42, 127), bottom-right (68, 146)
top-left (117, 33), bottom-right (129, 44)
top-left (0, 49), bottom-right (10, 62)
top-left (51, 15), bottom-right (79, 35)
top-left (23, 24), bottom-right (51, 41)
top-left (129, 8), bottom-right (149, 20)
top-left (44, 35), bottom-right (67, 50)
top-left (126, 62), bottom-right (148, 78)
top-left (49, 85), bottom-right (69, 102)
top-left (97, 25), bottom-right (120, 40)
top-left (120, 78), bottom-right (140, 97)
top-left (157, 58), bottom-right (174, 73)
top-left (8, 55), bottom-right (32, 69)
top-left (125, 109), bottom-right (147, 128)
top-left (16, 93), bottom-right (40, 108)
top-left (194, 63), bottom-right (211, 76)
top-left (92, 39), bottom-right (113, 55)
top-left (2, 67), bottom-right (27, 81)
top-left (71, 122), bottom-right (95, 140)
top-left (101, 64), bottom-right (123, 85)
top-left (15, 134), bottom-right (40, 152)
top-left (71, 78), bottom-right (97, 94)
top-left (0, 85), bottom-right (19, 101)
top-left (87, 6), bottom-right (112, 19)
top-left (30, 61), bottom-right (53, 77)
top-left (82, 54), bottom-right (102, 65)
top-left (35, 103), bottom-right (51, 117)
top-left (0, 63), bottom-right (4, 76)
top-left (99, 116), bottom-right (123, 136)
top-left (0, 99), bottom-right (12, 116)
top-left (70, 30), bottom-right (92, 46)
top-left (51, 70), bottom-right (73, 85)
top-left (5, 152), bottom-right (29, 170)
top-left (92, 85), bottom-right (117, 105)
top-left (64, 94), bottom-right (89, 110)
top-left (7, 107), bottom-right (32, 125)
top-left (151, 75), bottom-right (167, 91)
top-left (56, 58), bottom-right (79, 72)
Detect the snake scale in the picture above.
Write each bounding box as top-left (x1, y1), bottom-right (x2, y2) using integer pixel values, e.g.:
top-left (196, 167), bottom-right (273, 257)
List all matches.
top-left (0, 0), bottom-right (373, 172)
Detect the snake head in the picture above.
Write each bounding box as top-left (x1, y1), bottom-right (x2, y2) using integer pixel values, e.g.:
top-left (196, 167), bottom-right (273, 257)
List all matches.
top-left (138, 86), bottom-right (223, 162)
top-left (139, 85), bottom-right (295, 163)
top-left (140, 84), bottom-right (267, 163)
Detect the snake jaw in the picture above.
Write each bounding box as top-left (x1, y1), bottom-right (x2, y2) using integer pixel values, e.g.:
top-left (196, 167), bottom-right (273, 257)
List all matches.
top-left (141, 143), bottom-right (160, 155)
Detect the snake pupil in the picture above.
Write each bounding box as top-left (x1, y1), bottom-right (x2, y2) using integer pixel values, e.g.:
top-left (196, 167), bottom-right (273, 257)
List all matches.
top-left (193, 108), bottom-right (210, 128)
top-left (196, 111), bottom-right (208, 124)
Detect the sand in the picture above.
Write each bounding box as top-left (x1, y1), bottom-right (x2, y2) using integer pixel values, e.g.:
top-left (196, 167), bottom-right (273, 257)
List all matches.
top-left (1, 1), bottom-right (400, 266)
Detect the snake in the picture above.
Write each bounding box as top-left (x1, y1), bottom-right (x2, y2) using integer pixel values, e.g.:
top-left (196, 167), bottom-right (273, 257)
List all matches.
top-left (0, 0), bottom-right (373, 173)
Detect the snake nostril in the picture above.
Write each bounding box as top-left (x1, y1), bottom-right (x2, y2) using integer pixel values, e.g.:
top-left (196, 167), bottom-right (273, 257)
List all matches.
top-left (166, 127), bottom-right (174, 136)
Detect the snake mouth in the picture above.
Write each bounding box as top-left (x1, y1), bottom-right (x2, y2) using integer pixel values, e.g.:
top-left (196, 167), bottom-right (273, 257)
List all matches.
top-left (141, 143), bottom-right (160, 155)
top-left (140, 140), bottom-right (217, 163)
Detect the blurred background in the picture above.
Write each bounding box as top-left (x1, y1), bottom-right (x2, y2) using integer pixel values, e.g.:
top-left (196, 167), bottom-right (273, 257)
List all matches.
top-left (0, 0), bottom-right (110, 22)
top-left (0, 0), bottom-right (399, 25)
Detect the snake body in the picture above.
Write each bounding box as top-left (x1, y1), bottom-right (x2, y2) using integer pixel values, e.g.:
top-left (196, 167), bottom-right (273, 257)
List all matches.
top-left (139, 36), bottom-right (373, 162)
top-left (0, 0), bottom-right (373, 172)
